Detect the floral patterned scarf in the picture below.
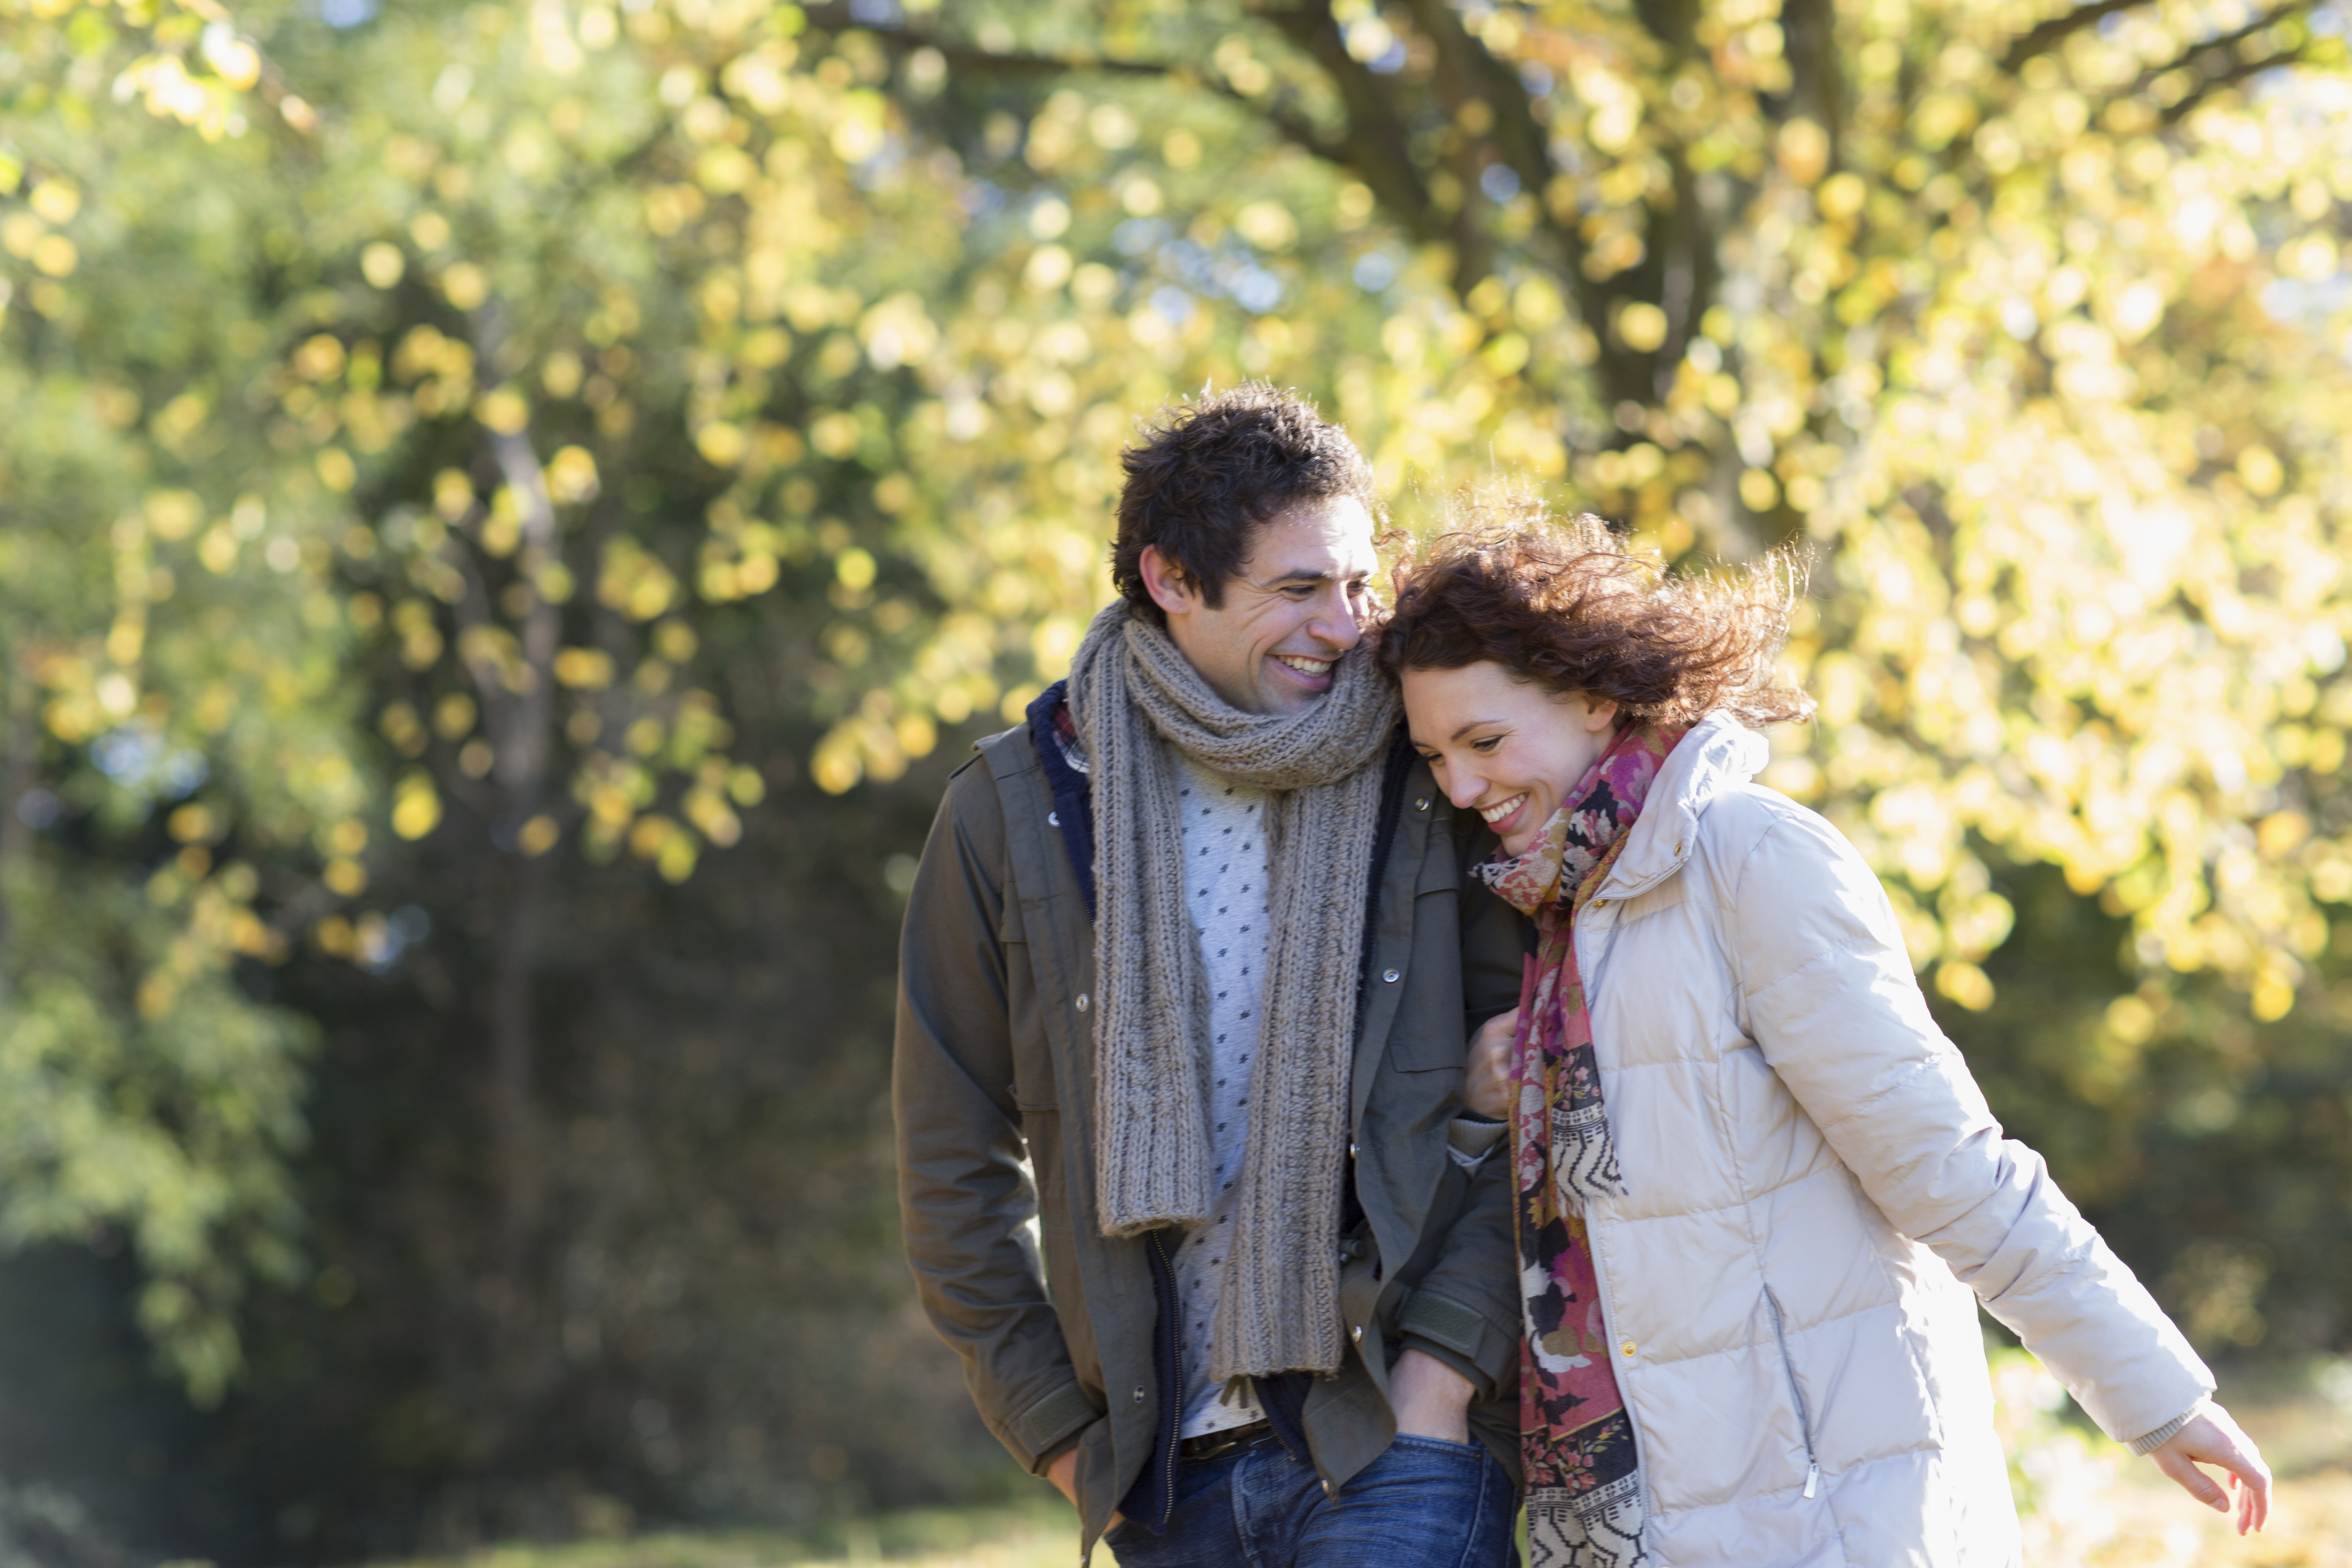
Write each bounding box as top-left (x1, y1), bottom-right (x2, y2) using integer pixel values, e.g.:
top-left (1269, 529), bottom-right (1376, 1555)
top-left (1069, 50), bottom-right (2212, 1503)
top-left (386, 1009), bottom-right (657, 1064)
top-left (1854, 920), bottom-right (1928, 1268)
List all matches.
top-left (1476, 720), bottom-right (1685, 1568)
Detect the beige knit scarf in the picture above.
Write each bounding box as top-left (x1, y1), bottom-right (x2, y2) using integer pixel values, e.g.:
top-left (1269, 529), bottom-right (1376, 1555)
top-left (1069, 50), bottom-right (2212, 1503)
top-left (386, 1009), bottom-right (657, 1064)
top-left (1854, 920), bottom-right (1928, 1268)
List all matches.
top-left (1068, 600), bottom-right (1400, 1382)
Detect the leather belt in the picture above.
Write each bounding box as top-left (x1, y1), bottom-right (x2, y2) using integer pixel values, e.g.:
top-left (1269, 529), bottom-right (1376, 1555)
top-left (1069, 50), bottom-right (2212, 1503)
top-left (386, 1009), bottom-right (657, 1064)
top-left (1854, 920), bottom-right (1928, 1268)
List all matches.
top-left (1176, 1419), bottom-right (1271, 1463)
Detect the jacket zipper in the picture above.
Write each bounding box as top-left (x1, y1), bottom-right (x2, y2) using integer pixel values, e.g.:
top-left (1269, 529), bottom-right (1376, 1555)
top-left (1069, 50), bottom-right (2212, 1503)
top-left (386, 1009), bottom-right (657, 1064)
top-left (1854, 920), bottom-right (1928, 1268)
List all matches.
top-left (1148, 1229), bottom-right (1182, 1529)
top-left (1762, 1287), bottom-right (1822, 1499)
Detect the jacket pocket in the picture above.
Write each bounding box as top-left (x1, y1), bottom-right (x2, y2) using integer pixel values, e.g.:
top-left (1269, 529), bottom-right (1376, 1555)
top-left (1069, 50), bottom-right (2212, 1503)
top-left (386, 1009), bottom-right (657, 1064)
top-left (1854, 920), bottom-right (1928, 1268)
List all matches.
top-left (1762, 1286), bottom-right (1822, 1499)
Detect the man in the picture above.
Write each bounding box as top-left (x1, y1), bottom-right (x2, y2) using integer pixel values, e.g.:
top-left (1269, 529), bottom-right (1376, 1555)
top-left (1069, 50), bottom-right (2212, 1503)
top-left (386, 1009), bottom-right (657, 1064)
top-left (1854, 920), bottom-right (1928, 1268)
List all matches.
top-left (894, 385), bottom-right (1524, 1565)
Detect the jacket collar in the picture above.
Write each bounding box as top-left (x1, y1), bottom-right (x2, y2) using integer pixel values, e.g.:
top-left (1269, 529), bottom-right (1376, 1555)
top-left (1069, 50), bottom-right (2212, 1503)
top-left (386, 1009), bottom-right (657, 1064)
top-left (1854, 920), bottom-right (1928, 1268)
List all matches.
top-left (1599, 712), bottom-right (1769, 901)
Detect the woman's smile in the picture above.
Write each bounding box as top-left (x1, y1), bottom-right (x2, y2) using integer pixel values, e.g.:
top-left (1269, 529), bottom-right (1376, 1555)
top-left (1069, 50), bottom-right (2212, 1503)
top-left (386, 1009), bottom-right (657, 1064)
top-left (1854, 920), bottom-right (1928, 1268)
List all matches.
top-left (1475, 792), bottom-right (1532, 836)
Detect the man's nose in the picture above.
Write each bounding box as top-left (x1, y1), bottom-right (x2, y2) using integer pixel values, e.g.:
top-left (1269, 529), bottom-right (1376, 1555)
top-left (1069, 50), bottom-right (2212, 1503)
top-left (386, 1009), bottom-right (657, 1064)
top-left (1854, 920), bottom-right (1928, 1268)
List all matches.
top-left (1307, 588), bottom-right (1364, 650)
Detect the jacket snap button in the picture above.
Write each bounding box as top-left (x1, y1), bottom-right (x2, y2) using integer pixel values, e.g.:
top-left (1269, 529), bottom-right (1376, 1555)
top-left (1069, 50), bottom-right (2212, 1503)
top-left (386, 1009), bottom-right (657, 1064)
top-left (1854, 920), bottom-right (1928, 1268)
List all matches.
top-left (1415, 796), bottom-right (1429, 811)
top-left (1075, 993), bottom-right (1088, 1012)
top-left (1133, 1385), bottom-right (1146, 1404)
top-left (1382, 967), bottom-right (1400, 983)
top-left (1621, 1341), bottom-right (1636, 1357)
top-left (1049, 810), bottom-right (1060, 826)
top-left (1322, 1479), bottom-right (1336, 1499)
top-left (1347, 1141), bottom-right (1358, 1161)
top-left (1350, 1324), bottom-right (1363, 1344)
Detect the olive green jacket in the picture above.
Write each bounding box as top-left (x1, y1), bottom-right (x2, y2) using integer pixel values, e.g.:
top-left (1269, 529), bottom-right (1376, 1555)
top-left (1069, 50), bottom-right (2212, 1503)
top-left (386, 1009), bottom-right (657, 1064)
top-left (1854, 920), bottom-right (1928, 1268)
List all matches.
top-left (893, 717), bottom-right (1525, 1552)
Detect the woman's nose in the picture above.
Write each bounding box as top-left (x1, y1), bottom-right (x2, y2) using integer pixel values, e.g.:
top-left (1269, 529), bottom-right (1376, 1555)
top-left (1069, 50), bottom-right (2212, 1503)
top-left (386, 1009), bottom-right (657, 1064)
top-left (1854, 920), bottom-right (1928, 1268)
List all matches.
top-left (1445, 770), bottom-right (1486, 810)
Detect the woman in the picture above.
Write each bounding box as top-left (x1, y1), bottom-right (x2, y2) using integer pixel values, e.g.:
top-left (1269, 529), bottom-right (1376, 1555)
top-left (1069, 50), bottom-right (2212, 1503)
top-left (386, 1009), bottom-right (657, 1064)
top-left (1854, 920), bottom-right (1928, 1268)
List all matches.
top-left (1378, 510), bottom-right (2269, 1568)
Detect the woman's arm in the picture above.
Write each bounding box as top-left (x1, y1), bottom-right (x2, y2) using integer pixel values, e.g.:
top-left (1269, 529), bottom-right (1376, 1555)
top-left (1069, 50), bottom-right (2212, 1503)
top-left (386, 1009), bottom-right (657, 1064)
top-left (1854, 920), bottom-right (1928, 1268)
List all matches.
top-left (1722, 798), bottom-right (2265, 1527)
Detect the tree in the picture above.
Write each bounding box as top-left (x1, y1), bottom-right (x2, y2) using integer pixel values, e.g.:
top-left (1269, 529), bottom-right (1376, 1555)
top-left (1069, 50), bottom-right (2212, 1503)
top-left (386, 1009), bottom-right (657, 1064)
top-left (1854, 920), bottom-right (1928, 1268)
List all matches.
top-left (8, 0), bottom-right (2352, 1525)
top-left (0, 0), bottom-right (344, 1401)
top-left (834, 0), bottom-right (2352, 1016)
top-left (7, 0), bottom-right (1513, 1410)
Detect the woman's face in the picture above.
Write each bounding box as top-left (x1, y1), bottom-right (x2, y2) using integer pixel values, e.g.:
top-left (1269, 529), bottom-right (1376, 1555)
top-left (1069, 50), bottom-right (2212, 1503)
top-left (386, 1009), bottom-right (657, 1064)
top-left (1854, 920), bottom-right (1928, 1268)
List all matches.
top-left (1401, 661), bottom-right (1622, 857)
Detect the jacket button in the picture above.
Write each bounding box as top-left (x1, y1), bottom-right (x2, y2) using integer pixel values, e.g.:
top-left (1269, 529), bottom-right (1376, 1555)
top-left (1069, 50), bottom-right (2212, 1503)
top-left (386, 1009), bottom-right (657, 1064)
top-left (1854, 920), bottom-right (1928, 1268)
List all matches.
top-left (1049, 810), bottom-right (1060, 826)
top-left (1323, 1479), bottom-right (1337, 1499)
top-left (1621, 1341), bottom-right (1636, 1357)
top-left (1133, 1385), bottom-right (1146, 1404)
top-left (1415, 796), bottom-right (1429, 811)
top-left (1382, 968), bottom-right (1400, 983)
top-left (1075, 993), bottom-right (1088, 1012)
top-left (1350, 1325), bottom-right (1363, 1344)
top-left (1347, 1141), bottom-right (1358, 1161)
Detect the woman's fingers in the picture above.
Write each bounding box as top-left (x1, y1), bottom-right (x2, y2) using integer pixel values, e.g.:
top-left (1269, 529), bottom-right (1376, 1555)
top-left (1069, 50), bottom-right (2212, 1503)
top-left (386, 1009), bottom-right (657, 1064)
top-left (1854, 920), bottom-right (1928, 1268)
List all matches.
top-left (2151, 1444), bottom-right (2229, 1512)
top-left (2149, 1407), bottom-right (2272, 1535)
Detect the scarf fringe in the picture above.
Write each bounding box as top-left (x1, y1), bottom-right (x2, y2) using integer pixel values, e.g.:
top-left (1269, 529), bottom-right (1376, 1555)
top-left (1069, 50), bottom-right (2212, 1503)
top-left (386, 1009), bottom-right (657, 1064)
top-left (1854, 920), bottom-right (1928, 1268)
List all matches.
top-left (1527, 1477), bottom-right (1648, 1568)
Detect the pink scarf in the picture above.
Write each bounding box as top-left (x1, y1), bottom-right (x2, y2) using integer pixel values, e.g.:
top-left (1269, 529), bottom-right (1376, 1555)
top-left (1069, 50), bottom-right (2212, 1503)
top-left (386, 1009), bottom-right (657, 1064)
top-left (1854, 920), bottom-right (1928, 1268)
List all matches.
top-left (1476, 721), bottom-right (1684, 1568)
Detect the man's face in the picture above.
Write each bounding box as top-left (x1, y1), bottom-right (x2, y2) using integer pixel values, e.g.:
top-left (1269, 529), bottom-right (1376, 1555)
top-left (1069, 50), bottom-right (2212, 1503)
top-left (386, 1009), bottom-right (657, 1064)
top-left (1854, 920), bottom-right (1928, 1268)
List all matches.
top-left (1141, 496), bottom-right (1379, 717)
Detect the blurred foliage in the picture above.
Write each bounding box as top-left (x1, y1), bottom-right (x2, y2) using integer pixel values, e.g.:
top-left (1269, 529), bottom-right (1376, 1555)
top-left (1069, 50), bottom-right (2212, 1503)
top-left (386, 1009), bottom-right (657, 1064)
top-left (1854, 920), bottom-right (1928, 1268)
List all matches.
top-left (0, 20), bottom-right (343, 1398)
top-left (1991, 1347), bottom-right (2352, 1565)
top-left (4, 0), bottom-right (2352, 1550)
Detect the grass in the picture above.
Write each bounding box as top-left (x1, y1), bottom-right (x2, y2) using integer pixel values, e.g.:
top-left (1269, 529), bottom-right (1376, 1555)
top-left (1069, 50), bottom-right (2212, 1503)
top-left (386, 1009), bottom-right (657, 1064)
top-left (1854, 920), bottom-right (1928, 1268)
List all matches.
top-left (373, 1503), bottom-right (1084, 1568)
top-left (371, 1356), bottom-right (2352, 1568)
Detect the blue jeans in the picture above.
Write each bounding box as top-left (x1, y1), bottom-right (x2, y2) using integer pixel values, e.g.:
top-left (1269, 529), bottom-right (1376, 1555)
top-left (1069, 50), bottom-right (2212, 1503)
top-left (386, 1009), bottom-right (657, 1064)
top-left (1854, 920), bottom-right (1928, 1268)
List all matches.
top-left (1104, 1429), bottom-right (1517, 1568)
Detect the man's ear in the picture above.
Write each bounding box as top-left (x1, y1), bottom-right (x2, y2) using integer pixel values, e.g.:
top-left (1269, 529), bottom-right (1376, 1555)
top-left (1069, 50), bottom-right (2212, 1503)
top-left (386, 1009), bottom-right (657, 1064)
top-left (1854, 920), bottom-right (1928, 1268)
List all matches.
top-left (1138, 544), bottom-right (1201, 618)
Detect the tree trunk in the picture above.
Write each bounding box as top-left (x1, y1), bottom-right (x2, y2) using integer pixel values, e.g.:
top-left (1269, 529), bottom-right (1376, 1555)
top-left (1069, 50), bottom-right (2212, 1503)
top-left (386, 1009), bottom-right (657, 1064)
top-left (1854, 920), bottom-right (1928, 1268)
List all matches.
top-left (0, 656), bottom-right (31, 986)
top-left (481, 425), bottom-right (563, 1296)
top-left (488, 848), bottom-right (548, 1290)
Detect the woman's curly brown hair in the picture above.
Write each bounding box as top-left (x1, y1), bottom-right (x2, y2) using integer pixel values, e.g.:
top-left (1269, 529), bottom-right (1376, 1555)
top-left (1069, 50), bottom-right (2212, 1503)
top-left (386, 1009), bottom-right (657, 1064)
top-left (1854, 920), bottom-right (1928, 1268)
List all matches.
top-left (1376, 497), bottom-right (1815, 729)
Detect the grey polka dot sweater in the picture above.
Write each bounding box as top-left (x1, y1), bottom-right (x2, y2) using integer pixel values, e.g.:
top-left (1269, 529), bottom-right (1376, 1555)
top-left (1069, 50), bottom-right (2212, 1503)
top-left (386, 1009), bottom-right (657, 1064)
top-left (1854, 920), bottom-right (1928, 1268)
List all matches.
top-left (1170, 750), bottom-right (1271, 1438)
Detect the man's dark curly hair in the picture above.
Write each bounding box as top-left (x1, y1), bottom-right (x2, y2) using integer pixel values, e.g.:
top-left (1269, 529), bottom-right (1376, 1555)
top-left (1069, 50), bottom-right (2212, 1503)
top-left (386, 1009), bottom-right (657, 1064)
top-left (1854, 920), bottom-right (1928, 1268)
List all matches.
top-left (1112, 383), bottom-right (1379, 627)
top-left (1377, 496), bottom-right (1815, 730)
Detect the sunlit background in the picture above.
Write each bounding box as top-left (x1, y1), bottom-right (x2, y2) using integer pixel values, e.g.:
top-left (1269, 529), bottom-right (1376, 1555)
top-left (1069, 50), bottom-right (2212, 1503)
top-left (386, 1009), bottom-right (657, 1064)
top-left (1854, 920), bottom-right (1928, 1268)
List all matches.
top-left (3, 0), bottom-right (2352, 1561)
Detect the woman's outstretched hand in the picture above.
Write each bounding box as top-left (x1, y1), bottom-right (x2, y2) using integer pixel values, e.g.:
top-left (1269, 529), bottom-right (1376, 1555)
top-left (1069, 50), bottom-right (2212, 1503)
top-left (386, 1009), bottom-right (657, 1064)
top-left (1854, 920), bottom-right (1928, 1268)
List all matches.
top-left (2149, 1403), bottom-right (2271, 1534)
top-left (1464, 1007), bottom-right (1518, 1121)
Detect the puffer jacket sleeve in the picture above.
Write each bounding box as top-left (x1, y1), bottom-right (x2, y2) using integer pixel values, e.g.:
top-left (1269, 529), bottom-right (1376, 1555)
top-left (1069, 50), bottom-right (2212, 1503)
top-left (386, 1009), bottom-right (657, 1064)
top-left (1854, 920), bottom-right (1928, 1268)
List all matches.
top-left (1724, 798), bottom-right (2213, 1447)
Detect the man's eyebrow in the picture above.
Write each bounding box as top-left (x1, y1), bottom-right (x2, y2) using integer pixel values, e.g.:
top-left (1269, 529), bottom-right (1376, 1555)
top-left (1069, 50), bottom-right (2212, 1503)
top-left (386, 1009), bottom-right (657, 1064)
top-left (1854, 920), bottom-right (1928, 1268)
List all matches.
top-left (1252, 565), bottom-right (1373, 586)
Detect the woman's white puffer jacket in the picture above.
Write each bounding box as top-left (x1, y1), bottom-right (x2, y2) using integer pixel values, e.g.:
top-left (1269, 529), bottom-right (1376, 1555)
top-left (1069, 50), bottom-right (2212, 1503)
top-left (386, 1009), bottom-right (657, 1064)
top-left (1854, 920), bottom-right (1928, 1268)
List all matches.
top-left (1577, 714), bottom-right (2211, 1568)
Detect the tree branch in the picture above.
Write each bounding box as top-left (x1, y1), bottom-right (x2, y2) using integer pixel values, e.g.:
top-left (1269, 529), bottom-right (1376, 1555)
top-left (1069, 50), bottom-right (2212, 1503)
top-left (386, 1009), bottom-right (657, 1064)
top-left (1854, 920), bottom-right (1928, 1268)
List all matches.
top-left (1388, 0), bottom-right (1550, 289)
top-left (796, 4), bottom-right (1169, 78)
top-left (2160, 44), bottom-right (2313, 121)
top-left (484, 427), bottom-right (561, 812)
top-left (1393, 0), bottom-right (1551, 194)
top-left (1255, 0), bottom-right (1445, 245)
top-left (2000, 0), bottom-right (2159, 72)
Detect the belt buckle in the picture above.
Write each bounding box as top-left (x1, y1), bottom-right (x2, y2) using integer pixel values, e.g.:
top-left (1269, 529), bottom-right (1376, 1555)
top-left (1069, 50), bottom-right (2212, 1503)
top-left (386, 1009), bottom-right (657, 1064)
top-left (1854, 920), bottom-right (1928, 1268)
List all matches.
top-left (1180, 1421), bottom-right (1265, 1463)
